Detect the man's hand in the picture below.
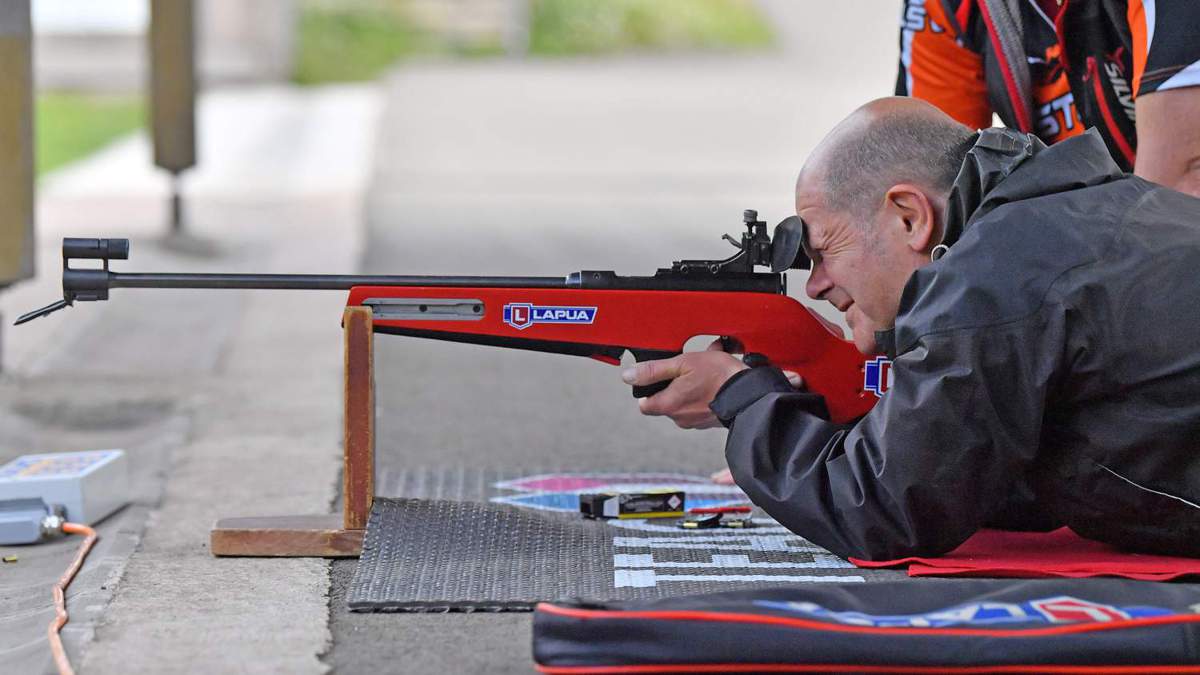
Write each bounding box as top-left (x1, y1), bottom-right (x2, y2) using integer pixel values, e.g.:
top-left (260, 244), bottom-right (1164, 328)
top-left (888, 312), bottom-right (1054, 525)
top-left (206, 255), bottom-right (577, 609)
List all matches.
top-left (621, 340), bottom-right (806, 429)
top-left (622, 340), bottom-right (748, 429)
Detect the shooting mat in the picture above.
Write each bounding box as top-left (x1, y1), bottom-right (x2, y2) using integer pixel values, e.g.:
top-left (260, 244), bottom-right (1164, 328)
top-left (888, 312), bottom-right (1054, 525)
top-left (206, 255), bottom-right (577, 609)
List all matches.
top-left (348, 468), bottom-right (906, 612)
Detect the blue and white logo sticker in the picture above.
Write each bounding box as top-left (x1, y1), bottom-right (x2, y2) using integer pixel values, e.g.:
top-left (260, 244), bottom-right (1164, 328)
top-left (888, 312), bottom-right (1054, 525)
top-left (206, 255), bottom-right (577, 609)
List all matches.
top-left (503, 303), bottom-right (597, 330)
top-left (863, 356), bottom-right (893, 397)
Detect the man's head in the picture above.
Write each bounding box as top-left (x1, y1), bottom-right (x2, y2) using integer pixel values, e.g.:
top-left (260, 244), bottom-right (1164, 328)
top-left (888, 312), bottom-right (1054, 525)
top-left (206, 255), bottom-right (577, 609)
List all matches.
top-left (797, 97), bottom-right (975, 353)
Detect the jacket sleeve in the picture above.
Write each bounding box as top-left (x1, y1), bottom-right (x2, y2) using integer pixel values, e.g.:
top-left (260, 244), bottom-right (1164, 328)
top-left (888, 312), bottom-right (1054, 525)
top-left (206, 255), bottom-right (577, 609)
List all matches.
top-left (713, 322), bottom-right (1051, 561)
top-left (897, 0), bottom-right (993, 130)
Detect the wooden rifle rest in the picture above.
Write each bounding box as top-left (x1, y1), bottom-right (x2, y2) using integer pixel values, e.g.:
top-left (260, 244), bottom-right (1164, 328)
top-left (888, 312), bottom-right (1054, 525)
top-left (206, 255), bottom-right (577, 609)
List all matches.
top-left (210, 306), bottom-right (374, 557)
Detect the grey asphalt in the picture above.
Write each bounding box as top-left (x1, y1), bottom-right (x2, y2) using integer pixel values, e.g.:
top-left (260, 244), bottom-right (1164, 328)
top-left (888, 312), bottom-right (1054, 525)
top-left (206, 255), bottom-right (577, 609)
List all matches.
top-left (325, 4), bottom-right (900, 672)
top-left (0, 3), bottom-right (902, 673)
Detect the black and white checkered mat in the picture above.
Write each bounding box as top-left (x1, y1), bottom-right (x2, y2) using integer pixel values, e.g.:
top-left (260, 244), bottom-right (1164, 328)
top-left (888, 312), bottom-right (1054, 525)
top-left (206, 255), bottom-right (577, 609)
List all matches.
top-left (347, 469), bottom-right (906, 612)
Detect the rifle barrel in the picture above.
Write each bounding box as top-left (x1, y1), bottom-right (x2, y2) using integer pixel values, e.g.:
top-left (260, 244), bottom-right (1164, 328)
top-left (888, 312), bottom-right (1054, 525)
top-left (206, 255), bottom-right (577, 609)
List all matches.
top-left (105, 272), bottom-right (571, 290)
top-left (96, 271), bottom-right (781, 293)
top-left (15, 232), bottom-right (786, 326)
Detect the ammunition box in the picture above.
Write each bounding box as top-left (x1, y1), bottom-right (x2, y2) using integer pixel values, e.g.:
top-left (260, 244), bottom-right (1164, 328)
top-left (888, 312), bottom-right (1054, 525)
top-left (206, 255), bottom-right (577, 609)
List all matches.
top-left (579, 490), bottom-right (685, 519)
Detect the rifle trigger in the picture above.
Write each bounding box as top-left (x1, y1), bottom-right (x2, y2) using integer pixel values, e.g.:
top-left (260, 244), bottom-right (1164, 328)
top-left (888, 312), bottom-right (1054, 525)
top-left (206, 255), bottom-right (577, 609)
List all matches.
top-left (632, 381), bottom-right (670, 399)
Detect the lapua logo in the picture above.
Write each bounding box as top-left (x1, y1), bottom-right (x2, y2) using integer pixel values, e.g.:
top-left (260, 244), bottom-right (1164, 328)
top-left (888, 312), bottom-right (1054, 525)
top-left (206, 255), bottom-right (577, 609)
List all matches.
top-left (503, 303), bottom-right (597, 330)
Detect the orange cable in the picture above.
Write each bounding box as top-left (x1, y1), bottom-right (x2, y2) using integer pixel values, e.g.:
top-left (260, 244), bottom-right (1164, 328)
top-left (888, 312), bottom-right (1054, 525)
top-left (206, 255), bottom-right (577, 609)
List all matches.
top-left (48, 522), bottom-right (97, 675)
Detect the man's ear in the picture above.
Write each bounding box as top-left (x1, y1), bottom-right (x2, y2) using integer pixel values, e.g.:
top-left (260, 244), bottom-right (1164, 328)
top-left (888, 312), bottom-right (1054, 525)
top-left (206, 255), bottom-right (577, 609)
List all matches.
top-left (882, 184), bottom-right (938, 254)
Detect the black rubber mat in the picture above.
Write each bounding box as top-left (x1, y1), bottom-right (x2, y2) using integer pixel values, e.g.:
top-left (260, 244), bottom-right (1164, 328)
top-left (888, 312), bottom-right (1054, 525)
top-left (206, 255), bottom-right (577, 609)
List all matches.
top-left (349, 469), bottom-right (906, 612)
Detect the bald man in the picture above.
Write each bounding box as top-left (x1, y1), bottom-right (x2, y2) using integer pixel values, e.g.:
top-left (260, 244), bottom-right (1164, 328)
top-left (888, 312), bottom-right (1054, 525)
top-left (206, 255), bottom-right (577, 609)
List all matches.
top-left (623, 98), bottom-right (1200, 560)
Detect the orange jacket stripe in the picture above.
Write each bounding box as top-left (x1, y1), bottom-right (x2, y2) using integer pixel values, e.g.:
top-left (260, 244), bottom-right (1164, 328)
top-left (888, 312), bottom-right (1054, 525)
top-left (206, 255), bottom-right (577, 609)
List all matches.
top-left (1127, 0), bottom-right (1150, 97)
top-left (907, 0), bottom-right (992, 129)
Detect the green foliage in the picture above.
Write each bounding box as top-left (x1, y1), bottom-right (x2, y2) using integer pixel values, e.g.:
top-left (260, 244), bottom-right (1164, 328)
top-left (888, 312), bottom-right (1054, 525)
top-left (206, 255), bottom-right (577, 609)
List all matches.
top-left (293, 4), bottom-right (429, 85)
top-left (293, 0), bottom-right (773, 85)
top-left (529, 0), bottom-right (773, 56)
top-left (36, 94), bottom-right (144, 177)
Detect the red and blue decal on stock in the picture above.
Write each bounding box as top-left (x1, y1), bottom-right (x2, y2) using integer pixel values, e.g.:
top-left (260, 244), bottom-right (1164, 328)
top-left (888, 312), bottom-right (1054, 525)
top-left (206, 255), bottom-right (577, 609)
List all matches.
top-left (503, 302), bottom-right (597, 330)
top-left (753, 595), bottom-right (1176, 628)
top-left (863, 355), bottom-right (892, 397)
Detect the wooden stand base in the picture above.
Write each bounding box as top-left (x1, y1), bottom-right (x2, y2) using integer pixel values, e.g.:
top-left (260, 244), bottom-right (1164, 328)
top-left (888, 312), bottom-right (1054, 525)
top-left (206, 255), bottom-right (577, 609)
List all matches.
top-left (210, 515), bottom-right (364, 557)
top-left (211, 307), bottom-right (375, 557)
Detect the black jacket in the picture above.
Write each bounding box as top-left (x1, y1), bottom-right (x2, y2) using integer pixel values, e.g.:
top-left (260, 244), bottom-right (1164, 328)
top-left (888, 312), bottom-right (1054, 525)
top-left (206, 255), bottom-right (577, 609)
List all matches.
top-left (712, 128), bottom-right (1200, 561)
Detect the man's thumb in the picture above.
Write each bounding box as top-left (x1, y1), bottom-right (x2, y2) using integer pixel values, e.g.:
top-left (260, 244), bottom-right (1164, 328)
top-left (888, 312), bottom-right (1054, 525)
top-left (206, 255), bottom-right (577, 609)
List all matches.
top-left (622, 359), bottom-right (678, 385)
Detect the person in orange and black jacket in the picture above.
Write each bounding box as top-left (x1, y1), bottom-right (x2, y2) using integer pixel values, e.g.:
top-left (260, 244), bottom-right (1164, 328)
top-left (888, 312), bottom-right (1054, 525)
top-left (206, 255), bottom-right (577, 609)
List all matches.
top-left (896, 0), bottom-right (1200, 197)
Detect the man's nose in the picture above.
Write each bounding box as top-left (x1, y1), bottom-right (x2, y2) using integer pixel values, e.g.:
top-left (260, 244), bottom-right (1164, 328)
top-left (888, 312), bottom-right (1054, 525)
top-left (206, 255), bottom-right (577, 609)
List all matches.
top-left (805, 263), bottom-right (832, 300)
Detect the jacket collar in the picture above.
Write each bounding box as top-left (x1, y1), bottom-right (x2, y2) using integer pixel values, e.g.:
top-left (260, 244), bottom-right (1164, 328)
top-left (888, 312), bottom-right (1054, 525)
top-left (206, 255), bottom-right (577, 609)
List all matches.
top-left (877, 127), bottom-right (1125, 360)
top-left (937, 127), bottom-right (1123, 255)
top-left (874, 328), bottom-right (898, 360)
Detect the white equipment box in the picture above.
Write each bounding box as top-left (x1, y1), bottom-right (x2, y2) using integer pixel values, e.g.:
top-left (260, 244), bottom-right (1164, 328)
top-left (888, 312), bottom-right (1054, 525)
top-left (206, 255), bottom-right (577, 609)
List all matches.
top-left (0, 450), bottom-right (128, 524)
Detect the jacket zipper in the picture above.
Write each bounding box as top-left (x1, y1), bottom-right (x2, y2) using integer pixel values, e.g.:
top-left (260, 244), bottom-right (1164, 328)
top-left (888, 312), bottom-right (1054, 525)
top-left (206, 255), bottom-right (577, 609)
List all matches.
top-left (1086, 56), bottom-right (1136, 167)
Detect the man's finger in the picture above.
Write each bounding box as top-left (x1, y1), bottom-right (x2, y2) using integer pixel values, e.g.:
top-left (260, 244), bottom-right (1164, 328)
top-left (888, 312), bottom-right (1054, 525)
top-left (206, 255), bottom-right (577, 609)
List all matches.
top-left (781, 370), bottom-right (804, 388)
top-left (636, 397), bottom-right (658, 416)
top-left (675, 411), bottom-right (720, 430)
top-left (638, 389), bottom-right (679, 416)
top-left (710, 467), bottom-right (736, 485)
top-left (621, 357), bottom-right (682, 386)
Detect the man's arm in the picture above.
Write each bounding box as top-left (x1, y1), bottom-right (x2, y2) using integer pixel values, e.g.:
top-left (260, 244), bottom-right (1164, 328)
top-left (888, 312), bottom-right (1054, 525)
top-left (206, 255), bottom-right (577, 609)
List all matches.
top-left (714, 320), bottom-right (1054, 561)
top-left (1128, 0), bottom-right (1200, 197)
top-left (1134, 88), bottom-right (1200, 197)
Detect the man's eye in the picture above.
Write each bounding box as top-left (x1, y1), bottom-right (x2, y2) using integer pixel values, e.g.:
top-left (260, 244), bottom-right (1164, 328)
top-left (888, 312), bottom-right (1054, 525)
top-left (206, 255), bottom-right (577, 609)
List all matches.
top-left (803, 243), bottom-right (823, 263)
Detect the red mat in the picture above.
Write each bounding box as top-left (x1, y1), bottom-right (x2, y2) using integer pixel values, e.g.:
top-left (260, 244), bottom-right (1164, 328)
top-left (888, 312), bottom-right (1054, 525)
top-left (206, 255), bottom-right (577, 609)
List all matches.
top-left (850, 527), bottom-right (1200, 581)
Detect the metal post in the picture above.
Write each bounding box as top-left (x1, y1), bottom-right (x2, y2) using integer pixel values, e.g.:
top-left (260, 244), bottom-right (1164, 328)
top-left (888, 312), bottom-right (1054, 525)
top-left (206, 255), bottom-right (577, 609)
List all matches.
top-left (0, 1), bottom-right (35, 372)
top-left (148, 0), bottom-right (197, 235)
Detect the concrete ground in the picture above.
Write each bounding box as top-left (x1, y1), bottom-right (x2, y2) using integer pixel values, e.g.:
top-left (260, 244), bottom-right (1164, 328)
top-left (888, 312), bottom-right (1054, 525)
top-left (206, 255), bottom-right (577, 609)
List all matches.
top-left (0, 2), bottom-right (904, 673)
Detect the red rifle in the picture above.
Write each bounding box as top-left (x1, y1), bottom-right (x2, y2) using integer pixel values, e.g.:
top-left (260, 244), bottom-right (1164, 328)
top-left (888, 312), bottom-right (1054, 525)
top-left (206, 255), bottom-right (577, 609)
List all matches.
top-left (16, 210), bottom-right (876, 422)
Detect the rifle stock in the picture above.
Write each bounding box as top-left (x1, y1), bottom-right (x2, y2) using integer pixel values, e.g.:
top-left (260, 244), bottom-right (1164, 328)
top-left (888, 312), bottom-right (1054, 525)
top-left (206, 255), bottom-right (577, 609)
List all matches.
top-left (351, 285), bottom-right (873, 423)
